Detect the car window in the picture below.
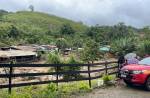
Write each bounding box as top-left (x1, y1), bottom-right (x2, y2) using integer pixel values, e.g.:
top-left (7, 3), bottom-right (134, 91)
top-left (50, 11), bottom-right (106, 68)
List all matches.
top-left (138, 57), bottom-right (150, 65)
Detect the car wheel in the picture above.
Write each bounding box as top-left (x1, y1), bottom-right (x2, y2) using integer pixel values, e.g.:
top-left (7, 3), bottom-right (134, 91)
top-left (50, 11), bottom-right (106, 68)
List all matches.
top-left (145, 76), bottom-right (150, 91)
top-left (124, 79), bottom-right (132, 86)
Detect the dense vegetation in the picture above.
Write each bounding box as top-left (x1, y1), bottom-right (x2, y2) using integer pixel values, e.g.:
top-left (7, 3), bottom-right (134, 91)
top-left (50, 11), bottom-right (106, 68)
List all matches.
top-left (0, 10), bottom-right (87, 46)
top-left (0, 82), bottom-right (92, 98)
top-left (0, 9), bottom-right (150, 57)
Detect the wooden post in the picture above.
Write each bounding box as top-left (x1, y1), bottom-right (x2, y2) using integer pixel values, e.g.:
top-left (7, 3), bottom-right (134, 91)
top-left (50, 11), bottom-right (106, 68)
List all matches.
top-left (88, 64), bottom-right (91, 88)
top-left (8, 66), bottom-right (12, 94)
top-left (56, 66), bottom-right (59, 87)
top-left (105, 61), bottom-right (108, 75)
top-left (117, 63), bottom-right (120, 77)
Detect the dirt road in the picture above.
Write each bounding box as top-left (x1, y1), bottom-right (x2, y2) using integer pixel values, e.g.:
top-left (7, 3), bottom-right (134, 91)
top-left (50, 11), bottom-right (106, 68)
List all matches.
top-left (76, 83), bottom-right (150, 98)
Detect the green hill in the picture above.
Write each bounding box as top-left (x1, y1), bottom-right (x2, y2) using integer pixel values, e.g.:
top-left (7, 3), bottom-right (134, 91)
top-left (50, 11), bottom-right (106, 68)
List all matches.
top-left (1, 11), bottom-right (87, 33)
top-left (0, 11), bottom-right (88, 46)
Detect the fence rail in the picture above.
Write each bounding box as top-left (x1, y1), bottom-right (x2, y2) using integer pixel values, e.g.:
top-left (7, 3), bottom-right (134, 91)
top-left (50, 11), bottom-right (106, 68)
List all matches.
top-left (0, 61), bottom-right (118, 93)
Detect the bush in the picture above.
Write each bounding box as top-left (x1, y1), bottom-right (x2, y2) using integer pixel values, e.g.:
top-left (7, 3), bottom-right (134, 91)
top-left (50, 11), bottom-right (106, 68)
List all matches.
top-left (60, 84), bottom-right (76, 94)
top-left (111, 37), bottom-right (137, 56)
top-left (102, 75), bottom-right (113, 86)
top-left (77, 82), bottom-right (91, 92)
top-left (59, 82), bottom-right (91, 95)
top-left (80, 39), bottom-right (102, 63)
top-left (0, 86), bottom-right (38, 98)
top-left (56, 38), bottom-right (69, 52)
top-left (46, 53), bottom-right (63, 73)
top-left (0, 81), bottom-right (93, 98)
top-left (138, 40), bottom-right (150, 56)
top-left (63, 55), bottom-right (81, 80)
top-left (46, 53), bottom-right (62, 64)
top-left (47, 53), bottom-right (82, 80)
top-left (41, 83), bottom-right (58, 98)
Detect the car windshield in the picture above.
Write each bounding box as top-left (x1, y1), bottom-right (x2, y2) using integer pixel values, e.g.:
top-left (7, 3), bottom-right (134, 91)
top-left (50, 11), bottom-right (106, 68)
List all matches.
top-left (138, 57), bottom-right (150, 66)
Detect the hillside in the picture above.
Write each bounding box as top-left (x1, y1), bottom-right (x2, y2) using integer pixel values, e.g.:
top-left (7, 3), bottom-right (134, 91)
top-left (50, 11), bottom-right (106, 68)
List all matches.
top-left (0, 11), bottom-right (88, 46)
top-left (1, 11), bottom-right (87, 33)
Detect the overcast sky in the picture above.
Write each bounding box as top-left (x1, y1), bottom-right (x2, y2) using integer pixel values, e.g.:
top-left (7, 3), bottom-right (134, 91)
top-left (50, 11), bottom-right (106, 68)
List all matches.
top-left (0, 0), bottom-right (150, 27)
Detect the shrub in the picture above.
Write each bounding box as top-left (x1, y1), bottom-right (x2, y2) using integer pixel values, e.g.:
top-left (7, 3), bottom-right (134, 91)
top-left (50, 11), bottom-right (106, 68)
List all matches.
top-left (63, 55), bottom-right (81, 80)
top-left (46, 83), bottom-right (58, 93)
top-left (80, 39), bottom-right (102, 63)
top-left (102, 75), bottom-right (113, 86)
top-left (46, 53), bottom-right (63, 73)
top-left (138, 40), bottom-right (150, 56)
top-left (46, 53), bottom-right (62, 64)
top-left (59, 82), bottom-right (91, 95)
top-left (47, 53), bottom-right (82, 80)
top-left (55, 38), bottom-right (69, 52)
top-left (77, 82), bottom-right (91, 92)
top-left (0, 86), bottom-right (35, 98)
top-left (60, 84), bottom-right (75, 94)
top-left (41, 83), bottom-right (58, 98)
top-left (111, 37), bottom-right (137, 56)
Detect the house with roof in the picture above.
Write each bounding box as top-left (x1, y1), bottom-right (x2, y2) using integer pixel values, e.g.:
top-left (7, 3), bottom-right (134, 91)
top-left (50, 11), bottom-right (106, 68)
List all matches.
top-left (0, 47), bottom-right (37, 63)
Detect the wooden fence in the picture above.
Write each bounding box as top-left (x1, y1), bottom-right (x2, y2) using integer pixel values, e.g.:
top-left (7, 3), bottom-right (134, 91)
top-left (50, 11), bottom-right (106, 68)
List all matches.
top-left (0, 61), bottom-right (118, 93)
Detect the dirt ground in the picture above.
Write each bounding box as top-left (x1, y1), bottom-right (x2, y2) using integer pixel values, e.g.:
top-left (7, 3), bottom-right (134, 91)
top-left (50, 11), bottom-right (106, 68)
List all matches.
top-left (75, 81), bottom-right (150, 98)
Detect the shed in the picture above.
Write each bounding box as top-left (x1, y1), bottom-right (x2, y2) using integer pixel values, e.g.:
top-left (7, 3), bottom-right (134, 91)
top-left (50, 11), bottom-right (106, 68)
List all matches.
top-left (0, 50), bottom-right (37, 63)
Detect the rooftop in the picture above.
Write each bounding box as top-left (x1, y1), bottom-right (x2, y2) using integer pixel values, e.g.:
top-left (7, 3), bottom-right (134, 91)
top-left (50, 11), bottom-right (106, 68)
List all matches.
top-left (0, 50), bottom-right (37, 57)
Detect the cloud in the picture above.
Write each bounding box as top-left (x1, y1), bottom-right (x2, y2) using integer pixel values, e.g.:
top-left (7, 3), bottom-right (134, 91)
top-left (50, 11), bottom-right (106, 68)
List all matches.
top-left (0, 0), bottom-right (150, 27)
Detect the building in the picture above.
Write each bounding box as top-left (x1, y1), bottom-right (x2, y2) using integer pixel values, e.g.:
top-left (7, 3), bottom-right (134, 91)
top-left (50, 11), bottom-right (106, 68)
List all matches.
top-left (12, 45), bottom-right (37, 52)
top-left (0, 47), bottom-right (37, 63)
top-left (40, 45), bottom-right (58, 52)
top-left (14, 45), bottom-right (58, 52)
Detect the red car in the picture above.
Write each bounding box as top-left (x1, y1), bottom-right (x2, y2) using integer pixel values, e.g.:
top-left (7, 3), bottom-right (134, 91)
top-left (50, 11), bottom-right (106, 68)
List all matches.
top-left (120, 57), bottom-right (150, 90)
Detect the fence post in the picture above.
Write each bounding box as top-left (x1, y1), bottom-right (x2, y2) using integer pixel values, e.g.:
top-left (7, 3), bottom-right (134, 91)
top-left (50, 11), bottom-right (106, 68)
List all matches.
top-left (56, 66), bottom-right (59, 87)
top-left (105, 61), bottom-right (108, 75)
top-left (88, 64), bottom-right (91, 88)
top-left (8, 66), bottom-right (12, 94)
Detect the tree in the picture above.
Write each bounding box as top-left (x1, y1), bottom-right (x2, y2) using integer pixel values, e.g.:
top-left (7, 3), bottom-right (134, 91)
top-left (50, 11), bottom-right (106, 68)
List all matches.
top-left (81, 40), bottom-right (102, 63)
top-left (138, 40), bottom-right (150, 56)
top-left (72, 38), bottom-right (83, 49)
top-left (108, 22), bottom-right (134, 40)
top-left (111, 37), bottom-right (137, 56)
top-left (63, 55), bottom-right (81, 79)
top-left (142, 26), bottom-right (150, 40)
top-left (29, 5), bottom-right (34, 12)
top-left (0, 9), bottom-right (8, 20)
top-left (46, 30), bottom-right (52, 35)
top-left (46, 53), bottom-right (62, 64)
top-left (8, 25), bottom-right (20, 38)
top-left (85, 25), bottom-right (111, 44)
top-left (25, 33), bottom-right (41, 44)
top-left (46, 53), bottom-right (63, 75)
top-left (56, 38), bottom-right (69, 52)
top-left (60, 24), bottom-right (75, 35)
top-left (86, 26), bottom-right (98, 38)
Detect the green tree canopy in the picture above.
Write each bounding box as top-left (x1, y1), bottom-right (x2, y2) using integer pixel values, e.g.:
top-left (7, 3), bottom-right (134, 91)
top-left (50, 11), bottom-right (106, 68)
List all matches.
top-left (8, 25), bottom-right (20, 38)
top-left (111, 37), bottom-right (137, 56)
top-left (60, 24), bottom-right (75, 35)
top-left (138, 40), bottom-right (150, 56)
top-left (56, 38), bottom-right (69, 51)
top-left (108, 22), bottom-right (134, 41)
top-left (81, 40), bottom-right (102, 63)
